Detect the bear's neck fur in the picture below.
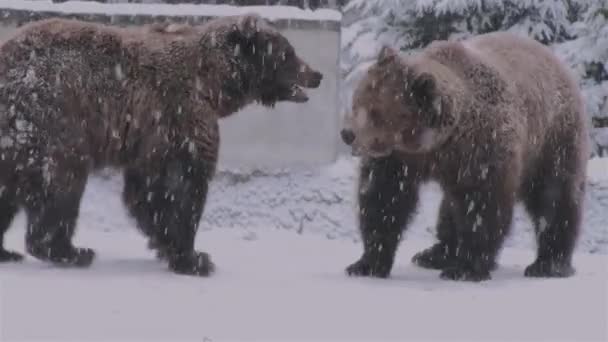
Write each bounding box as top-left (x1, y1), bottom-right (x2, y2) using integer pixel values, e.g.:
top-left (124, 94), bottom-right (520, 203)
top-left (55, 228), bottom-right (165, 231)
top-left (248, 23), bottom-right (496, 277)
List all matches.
top-left (410, 40), bottom-right (511, 149)
top-left (194, 32), bottom-right (263, 117)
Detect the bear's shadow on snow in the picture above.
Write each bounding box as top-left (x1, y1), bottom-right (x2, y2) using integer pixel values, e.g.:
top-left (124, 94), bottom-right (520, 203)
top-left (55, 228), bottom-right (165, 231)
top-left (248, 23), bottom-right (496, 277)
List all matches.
top-left (0, 256), bottom-right (577, 289)
top-left (0, 257), bottom-right (173, 278)
top-left (317, 262), bottom-right (543, 290)
top-left (390, 264), bottom-right (537, 288)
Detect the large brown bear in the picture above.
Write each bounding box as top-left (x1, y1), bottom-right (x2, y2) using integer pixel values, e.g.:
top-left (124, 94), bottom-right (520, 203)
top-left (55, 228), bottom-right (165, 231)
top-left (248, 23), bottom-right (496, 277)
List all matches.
top-left (340, 31), bottom-right (589, 281)
top-left (0, 14), bottom-right (322, 276)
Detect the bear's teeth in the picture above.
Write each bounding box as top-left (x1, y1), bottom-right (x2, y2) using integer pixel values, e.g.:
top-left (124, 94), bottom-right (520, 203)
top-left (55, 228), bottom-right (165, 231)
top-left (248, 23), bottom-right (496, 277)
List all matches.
top-left (290, 85), bottom-right (308, 102)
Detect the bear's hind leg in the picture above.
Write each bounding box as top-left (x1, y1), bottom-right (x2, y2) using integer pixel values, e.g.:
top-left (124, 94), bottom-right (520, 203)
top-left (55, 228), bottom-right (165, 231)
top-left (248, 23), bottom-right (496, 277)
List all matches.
top-left (23, 170), bottom-right (93, 267)
top-left (346, 155), bottom-right (422, 278)
top-left (439, 178), bottom-right (516, 282)
top-left (523, 176), bottom-right (583, 278)
top-left (123, 155), bottom-right (215, 277)
top-left (0, 185), bottom-right (23, 262)
top-left (522, 133), bottom-right (586, 278)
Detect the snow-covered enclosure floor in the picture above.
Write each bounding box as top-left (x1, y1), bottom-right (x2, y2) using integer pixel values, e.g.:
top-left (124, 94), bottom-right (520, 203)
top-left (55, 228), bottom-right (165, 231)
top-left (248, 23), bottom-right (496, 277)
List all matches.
top-left (1, 229), bottom-right (606, 341)
top-left (1, 228), bottom-right (607, 341)
top-left (0, 158), bottom-right (607, 341)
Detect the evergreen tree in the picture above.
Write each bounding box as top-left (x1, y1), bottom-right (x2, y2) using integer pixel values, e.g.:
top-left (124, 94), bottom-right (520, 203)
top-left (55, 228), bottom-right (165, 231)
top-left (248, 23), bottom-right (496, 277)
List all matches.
top-left (340, 0), bottom-right (608, 155)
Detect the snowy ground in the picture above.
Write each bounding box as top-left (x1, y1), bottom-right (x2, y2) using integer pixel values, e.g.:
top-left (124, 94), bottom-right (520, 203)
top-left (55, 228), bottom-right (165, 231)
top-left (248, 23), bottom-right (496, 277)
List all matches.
top-left (1, 229), bottom-right (607, 341)
top-left (0, 157), bottom-right (607, 341)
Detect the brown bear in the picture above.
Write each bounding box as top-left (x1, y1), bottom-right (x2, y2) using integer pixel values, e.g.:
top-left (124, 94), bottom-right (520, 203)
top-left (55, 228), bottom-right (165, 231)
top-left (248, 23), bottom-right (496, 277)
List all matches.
top-left (0, 14), bottom-right (322, 276)
top-left (340, 31), bottom-right (589, 281)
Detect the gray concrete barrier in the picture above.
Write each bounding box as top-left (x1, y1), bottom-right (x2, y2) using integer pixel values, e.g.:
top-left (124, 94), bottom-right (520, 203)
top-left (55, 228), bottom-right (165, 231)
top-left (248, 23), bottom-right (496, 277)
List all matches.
top-left (0, 1), bottom-right (342, 170)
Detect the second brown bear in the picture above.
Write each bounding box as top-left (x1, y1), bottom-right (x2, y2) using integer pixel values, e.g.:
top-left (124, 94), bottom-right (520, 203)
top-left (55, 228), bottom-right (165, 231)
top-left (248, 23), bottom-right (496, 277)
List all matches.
top-left (341, 31), bottom-right (589, 281)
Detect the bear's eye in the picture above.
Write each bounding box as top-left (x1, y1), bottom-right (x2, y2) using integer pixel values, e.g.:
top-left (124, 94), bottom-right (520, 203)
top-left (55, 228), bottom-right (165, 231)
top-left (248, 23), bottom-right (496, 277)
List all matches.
top-left (368, 109), bottom-right (381, 125)
top-left (282, 48), bottom-right (294, 61)
top-left (428, 113), bottom-right (440, 127)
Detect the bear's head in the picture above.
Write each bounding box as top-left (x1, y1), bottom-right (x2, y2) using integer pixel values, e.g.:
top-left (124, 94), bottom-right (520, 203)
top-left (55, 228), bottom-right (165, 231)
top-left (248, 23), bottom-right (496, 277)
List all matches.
top-left (341, 46), bottom-right (459, 157)
top-left (205, 13), bottom-right (323, 107)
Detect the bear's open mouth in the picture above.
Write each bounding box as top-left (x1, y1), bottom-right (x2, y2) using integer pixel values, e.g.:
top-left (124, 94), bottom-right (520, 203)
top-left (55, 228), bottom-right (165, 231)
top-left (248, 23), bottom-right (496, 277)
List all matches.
top-left (287, 84), bottom-right (309, 103)
top-left (284, 70), bottom-right (323, 103)
top-left (272, 70), bottom-right (322, 104)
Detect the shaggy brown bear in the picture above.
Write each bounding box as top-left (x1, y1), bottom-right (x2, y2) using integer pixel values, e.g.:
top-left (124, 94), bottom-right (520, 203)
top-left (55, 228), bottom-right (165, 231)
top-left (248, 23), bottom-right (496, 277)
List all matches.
top-left (340, 31), bottom-right (589, 281)
top-left (0, 14), bottom-right (322, 276)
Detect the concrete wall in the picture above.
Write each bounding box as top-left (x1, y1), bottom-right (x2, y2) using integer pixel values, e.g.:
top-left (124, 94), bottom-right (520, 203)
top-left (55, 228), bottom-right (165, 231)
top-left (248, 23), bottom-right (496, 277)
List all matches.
top-left (219, 28), bottom-right (341, 169)
top-left (0, 3), bottom-right (342, 170)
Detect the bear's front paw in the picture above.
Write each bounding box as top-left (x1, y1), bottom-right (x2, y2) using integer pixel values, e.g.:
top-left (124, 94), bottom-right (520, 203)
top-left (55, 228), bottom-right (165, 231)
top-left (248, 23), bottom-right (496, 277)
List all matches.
top-left (345, 257), bottom-right (391, 278)
top-left (155, 248), bottom-right (169, 261)
top-left (0, 249), bottom-right (24, 262)
top-left (65, 247), bottom-right (96, 267)
top-left (412, 243), bottom-right (499, 271)
top-left (168, 251), bottom-right (215, 277)
top-left (411, 243), bottom-right (456, 270)
top-left (439, 265), bottom-right (491, 282)
top-left (524, 259), bottom-right (575, 278)
top-left (28, 243), bottom-right (95, 267)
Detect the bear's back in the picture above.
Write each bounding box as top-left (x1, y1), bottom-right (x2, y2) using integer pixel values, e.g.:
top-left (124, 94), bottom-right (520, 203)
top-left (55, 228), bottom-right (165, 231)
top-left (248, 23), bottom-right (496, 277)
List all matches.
top-left (0, 18), bottom-right (128, 79)
top-left (464, 32), bottom-right (586, 155)
top-left (3, 18), bottom-right (121, 50)
top-left (462, 32), bottom-right (583, 120)
top-left (423, 32), bottom-right (582, 121)
top-left (418, 31), bottom-right (587, 170)
top-left (0, 18), bottom-right (200, 74)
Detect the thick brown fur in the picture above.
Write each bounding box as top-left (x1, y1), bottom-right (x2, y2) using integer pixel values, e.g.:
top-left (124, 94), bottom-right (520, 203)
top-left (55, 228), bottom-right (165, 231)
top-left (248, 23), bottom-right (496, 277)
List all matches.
top-left (341, 32), bottom-right (589, 281)
top-left (0, 14), bottom-right (322, 275)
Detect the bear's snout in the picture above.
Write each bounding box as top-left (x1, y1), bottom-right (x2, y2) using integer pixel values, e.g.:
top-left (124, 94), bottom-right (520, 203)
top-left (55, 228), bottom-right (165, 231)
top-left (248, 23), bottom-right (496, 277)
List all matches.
top-left (297, 69), bottom-right (323, 88)
top-left (307, 71), bottom-right (323, 88)
top-left (340, 129), bottom-right (356, 145)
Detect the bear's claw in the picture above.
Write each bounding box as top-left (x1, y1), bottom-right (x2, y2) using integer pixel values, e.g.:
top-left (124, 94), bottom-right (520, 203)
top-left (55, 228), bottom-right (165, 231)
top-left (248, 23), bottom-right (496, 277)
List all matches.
top-left (27, 243), bottom-right (95, 268)
top-left (439, 265), bottom-right (491, 282)
top-left (411, 243), bottom-right (456, 270)
top-left (524, 259), bottom-right (575, 278)
top-left (345, 257), bottom-right (391, 278)
top-left (413, 243), bottom-right (499, 271)
top-left (168, 251), bottom-right (215, 277)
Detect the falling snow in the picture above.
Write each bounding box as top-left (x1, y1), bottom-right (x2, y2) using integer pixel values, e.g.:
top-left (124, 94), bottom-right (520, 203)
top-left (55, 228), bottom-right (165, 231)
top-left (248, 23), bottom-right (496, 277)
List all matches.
top-left (538, 217), bottom-right (548, 234)
top-left (41, 159), bottom-right (52, 185)
top-left (22, 68), bottom-right (37, 85)
top-left (480, 165), bottom-right (489, 179)
top-left (0, 1), bottom-right (604, 340)
top-left (114, 63), bottom-right (124, 80)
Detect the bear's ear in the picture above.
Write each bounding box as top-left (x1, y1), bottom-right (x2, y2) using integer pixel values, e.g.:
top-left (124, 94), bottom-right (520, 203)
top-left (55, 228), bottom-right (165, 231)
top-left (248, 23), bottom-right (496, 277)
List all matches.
top-left (378, 45), bottom-right (398, 65)
top-left (411, 72), bottom-right (451, 127)
top-left (233, 13), bottom-right (262, 40)
top-left (227, 13), bottom-right (265, 53)
top-left (411, 72), bottom-right (436, 104)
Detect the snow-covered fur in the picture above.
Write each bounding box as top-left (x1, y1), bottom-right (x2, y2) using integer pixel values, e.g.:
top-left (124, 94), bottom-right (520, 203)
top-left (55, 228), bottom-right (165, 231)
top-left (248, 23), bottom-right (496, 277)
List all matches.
top-left (341, 31), bottom-right (590, 281)
top-left (0, 14), bottom-right (322, 276)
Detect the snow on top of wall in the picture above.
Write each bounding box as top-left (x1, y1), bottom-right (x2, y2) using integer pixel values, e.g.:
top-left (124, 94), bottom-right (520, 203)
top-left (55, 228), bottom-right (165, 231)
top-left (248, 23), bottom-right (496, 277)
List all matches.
top-left (0, 0), bottom-right (342, 21)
